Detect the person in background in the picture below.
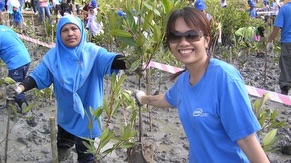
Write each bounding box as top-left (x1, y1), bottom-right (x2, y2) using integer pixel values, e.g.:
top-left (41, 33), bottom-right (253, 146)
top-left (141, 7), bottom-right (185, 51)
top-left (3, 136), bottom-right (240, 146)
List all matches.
top-left (86, 6), bottom-right (103, 40)
top-left (60, 0), bottom-right (71, 16)
top-left (18, 0), bottom-right (24, 10)
top-left (187, 0), bottom-right (194, 6)
top-left (220, 0), bottom-right (227, 7)
top-left (11, 6), bottom-right (23, 33)
top-left (75, 3), bottom-right (79, 15)
top-left (0, 0), bottom-right (5, 24)
top-left (263, 0), bottom-right (270, 10)
top-left (52, 0), bottom-right (60, 14)
top-left (48, 0), bottom-right (53, 15)
top-left (30, 0), bottom-right (38, 14)
top-left (267, 0), bottom-right (291, 96)
top-left (235, 26), bottom-right (265, 41)
top-left (267, 0), bottom-right (291, 155)
top-left (0, 25), bottom-right (31, 111)
top-left (6, 14), bottom-right (128, 162)
top-left (194, 0), bottom-right (212, 22)
top-left (194, 0), bottom-right (222, 44)
top-left (6, 0), bottom-right (20, 26)
top-left (82, 0), bottom-right (96, 27)
top-left (270, 0), bottom-right (281, 16)
top-left (262, 0), bottom-right (271, 24)
top-left (248, 1), bottom-right (257, 18)
top-left (39, 0), bottom-right (52, 24)
top-left (24, 0), bottom-right (30, 10)
top-left (133, 7), bottom-right (270, 162)
top-left (235, 26), bottom-right (265, 57)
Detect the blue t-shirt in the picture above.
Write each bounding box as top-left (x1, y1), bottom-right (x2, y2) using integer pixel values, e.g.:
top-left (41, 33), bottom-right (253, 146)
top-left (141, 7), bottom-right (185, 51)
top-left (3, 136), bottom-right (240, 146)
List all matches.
top-left (0, 25), bottom-right (31, 70)
top-left (29, 47), bottom-right (117, 138)
top-left (0, 0), bottom-right (5, 11)
top-left (274, 2), bottom-right (291, 43)
top-left (249, 8), bottom-right (257, 18)
top-left (12, 10), bottom-right (23, 23)
top-left (165, 58), bottom-right (261, 162)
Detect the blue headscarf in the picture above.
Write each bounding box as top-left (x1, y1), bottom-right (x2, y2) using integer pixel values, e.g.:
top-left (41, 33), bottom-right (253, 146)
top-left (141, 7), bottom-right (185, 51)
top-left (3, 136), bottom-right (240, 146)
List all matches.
top-left (117, 10), bottom-right (126, 17)
top-left (249, 1), bottom-right (256, 7)
top-left (43, 15), bottom-right (100, 118)
top-left (195, 0), bottom-right (206, 11)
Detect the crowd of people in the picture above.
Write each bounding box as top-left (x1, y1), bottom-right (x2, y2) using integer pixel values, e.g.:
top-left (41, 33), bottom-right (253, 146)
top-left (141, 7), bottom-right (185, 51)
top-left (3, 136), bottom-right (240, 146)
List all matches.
top-left (0, 0), bottom-right (103, 35)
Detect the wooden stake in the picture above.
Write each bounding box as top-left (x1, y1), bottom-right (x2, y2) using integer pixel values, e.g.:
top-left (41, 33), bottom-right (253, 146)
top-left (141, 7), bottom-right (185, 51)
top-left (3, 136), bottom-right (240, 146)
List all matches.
top-left (49, 117), bottom-right (58, 163)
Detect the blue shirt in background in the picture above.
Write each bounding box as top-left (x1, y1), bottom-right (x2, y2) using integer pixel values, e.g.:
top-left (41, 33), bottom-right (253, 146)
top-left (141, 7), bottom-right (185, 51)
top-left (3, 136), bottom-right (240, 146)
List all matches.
top-left (0, 25), bottom-right (31, 70)
top-left (274, 2), bottom-right (291, 43)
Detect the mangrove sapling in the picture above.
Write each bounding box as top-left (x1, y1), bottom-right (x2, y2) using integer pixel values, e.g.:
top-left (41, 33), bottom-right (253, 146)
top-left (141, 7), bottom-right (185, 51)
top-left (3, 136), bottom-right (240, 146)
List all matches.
top-left (82, 73), bottom-right (138, 161)
top-left (252, 93), bottom-right (286, 152)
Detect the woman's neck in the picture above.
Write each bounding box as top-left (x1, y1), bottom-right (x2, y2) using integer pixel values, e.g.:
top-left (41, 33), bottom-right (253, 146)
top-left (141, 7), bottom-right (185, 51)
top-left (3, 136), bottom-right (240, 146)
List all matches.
top-left (187, 56), bottom-right (210, 86)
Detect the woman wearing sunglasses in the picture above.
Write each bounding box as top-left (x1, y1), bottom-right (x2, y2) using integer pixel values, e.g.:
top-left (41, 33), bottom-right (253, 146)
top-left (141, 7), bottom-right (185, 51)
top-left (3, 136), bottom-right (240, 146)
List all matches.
top-left (134, 7), bottom-right (269, 162)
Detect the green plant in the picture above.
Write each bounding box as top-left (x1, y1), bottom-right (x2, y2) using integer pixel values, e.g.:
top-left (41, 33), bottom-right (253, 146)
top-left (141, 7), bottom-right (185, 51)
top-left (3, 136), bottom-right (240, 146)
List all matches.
top-left (252, 93), bottom-right (286, 152)
top-left (98, 0), bottom-right (186, 73)
top-left (0, 77), bottom-right (36, 163)
top-left (83, 73), bottom-right (138, 161)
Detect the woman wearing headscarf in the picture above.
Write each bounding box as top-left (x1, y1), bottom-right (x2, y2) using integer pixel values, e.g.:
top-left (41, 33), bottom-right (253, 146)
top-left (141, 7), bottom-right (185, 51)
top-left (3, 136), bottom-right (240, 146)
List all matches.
top-left (6, 14), bottom-right (127, 162)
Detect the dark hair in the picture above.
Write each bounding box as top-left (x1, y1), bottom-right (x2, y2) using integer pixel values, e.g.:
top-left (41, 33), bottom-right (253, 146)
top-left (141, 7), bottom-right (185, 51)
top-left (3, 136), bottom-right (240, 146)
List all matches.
top-left (166, 7), bottom-right (212, 80)
top-left (257, 26), bottom-right (265, 37)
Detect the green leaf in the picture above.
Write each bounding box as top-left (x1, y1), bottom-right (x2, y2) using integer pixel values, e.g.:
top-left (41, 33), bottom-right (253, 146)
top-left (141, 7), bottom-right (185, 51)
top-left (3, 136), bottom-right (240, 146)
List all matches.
top-left (113, 75), bottom-right (126, 93)
top-left (252, 99), bottom-right (261, 115)
top-left (120, 142), bottom-right (136, 148)
top-left (161, 0), bottom-right (172, 14)
top-left (22, 103), bottom-right (35, 113)
top-left (262, 129), bottom-right (277, 146)
top-left (108, 11), bottom-right (119, 30)
top-left (127, 58), bottom-right (141, 73)
top-left (89, 106), bottom-right (94, 116)
top-left (99, 129), bottom-right (114, 149)
top-left (136, 32), bottom-right (146, 47)
top-left (110, 101), bottom-right (121, 117)
top-left (142, 12), bottom-right (154, 31)
top-left (130, 111), bottom-right (137, 128)
top-left (117, 36), bottom-right (137, 46)
top-left (103, 100), bottom-right (110, 117)
top-left (99, 128), bottom-right (109, 140)
top-left (259, 93), bottom-right (269, 109)
top-left (101, 148), bottom-right (115, 155)
top-left (93, 106), bottom-right (103, 118)
top-left (111, 72), bottom-right (116, 89)
top-left (143, 2), bottom-right (161, 17)
top-left (153, 25), bottom-right (162, 43)
top-left (110, 29), bottom-right (133, 38)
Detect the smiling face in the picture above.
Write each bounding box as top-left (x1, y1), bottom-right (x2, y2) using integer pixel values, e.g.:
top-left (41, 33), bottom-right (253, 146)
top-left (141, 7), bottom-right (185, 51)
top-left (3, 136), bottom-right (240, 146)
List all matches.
top-left (166, 8), bottom-right (211, 66)
top-left (60, 23), bottom-right (81, 48)
top-left (168, 18), bottom-right (209, 65)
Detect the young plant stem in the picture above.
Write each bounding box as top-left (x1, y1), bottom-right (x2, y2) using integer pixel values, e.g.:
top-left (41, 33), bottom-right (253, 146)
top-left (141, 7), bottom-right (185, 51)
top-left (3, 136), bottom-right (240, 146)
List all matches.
top-left (146, 68), bottom-right (152, 132)
top-left (4, 100), bottom-right (12, 163)
top-left (105, 90), bottom-right (116, 127)
top-left (138, 74), bottom-right (142, 143)
top-left (264, 51), bottom-right (268, 85)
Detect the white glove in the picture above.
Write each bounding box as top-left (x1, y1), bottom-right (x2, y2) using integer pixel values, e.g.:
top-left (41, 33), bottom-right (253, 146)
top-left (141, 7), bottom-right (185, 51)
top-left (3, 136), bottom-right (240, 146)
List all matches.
top-left (134, 90), bottom-right (146, 106)
top-left (267, 42), bottom-right (273, 52)
top-left (218, 38), bottom-right (222, 44)
top-left (6, 84), bottom-right (23, 100)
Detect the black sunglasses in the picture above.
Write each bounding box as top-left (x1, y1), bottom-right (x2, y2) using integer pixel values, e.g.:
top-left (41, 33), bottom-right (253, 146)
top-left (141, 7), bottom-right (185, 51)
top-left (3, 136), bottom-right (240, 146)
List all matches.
top-left (168, 30), bottom-right (204, 43)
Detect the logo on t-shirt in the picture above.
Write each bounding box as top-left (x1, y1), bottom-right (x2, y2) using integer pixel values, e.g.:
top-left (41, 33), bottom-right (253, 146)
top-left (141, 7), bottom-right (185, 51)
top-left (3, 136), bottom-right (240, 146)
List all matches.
top-left (193, 108), bottom-right (209, 117)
